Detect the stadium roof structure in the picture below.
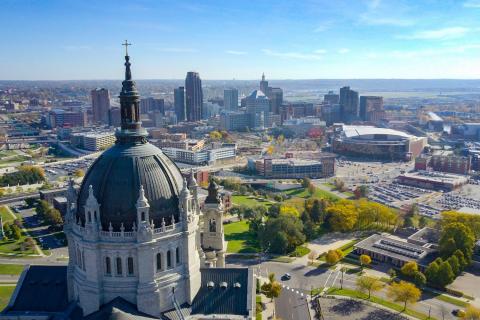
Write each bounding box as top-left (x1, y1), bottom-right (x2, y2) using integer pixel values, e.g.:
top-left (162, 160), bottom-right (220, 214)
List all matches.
top-left (341, 125), bottom-right (414, 140)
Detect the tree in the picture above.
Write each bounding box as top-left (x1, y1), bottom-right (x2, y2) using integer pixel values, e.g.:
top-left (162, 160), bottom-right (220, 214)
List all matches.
top-left (258, 215), bottom-right (305, 254)
top-left (302, 178), bottom-right (311, 189)
top-left (308, 250), bottom-right (317, 265)
top-left (309, 199), bottom-right (323, 223)
top-left (387, 281), bottom-right (421, 311)
top-left (436, 261), bottom-right (455, 288)
top-left (326, 200), bottom-right (358, 232)
top-left (359, 254), bottom-right (371, 269)
top-left (447, 255), bottom-right (460, 276)
top-left (325, 249), bottom-right (343, 265)
top-left (418, 216), bottom-right (428, 228)
top-left (439, 222), bottom-right (475, 263)
top-left (307, 183), bottom-right (316, 196)
top-left (401, 261), bottom-right (418, 277)
top-left (354, 185), bottom-right (369, 199)
top-left (45, 208), bottom-right (63, 226)
top-left (412, 271), bottom-right (426, 287)
top-left (464, 305), bottom-right (480, 320)
top-left (425, 259), bottom-right (440, 284)
top-left (261, 273), bottom-right (282, 302)
top-left (73, 169), bottom-right (85, 178)
top-left (11, 224), bottom-right (21, 240)
top-left (356, 275), bottom-right (383, 299)
top-left (209, 130), bottom-right (222, 140)
top-left (453, 249), bottom-right (468, 269)
top-left (388, 268), bottom-right (397, 283)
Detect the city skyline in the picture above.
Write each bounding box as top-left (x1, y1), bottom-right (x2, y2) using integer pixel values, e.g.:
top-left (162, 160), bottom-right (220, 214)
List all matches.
top-left (2, 0), bottom-right (480, 80)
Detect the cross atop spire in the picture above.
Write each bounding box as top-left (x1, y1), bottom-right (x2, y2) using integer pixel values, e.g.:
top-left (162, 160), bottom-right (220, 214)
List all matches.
top-left (122, 40), bottom-right (132, 56)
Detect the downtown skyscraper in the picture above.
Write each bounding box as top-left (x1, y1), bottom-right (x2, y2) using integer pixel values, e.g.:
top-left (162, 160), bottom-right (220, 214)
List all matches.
top-left (174, 86), bottom-right (186, 122)
top-left (91, 88), bottom-right (111, 124)
top-left (185, 72), bottom-right (203, 122)
top-left (224, 88), bottom-right (238, 111)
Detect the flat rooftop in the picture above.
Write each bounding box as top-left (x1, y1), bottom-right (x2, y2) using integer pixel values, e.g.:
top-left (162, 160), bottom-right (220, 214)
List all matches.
top-left (399, 171), bottom-right (468, 184)
top-left (341, 125), bottom-right (414, 140)
top-left (355, 233), bottom-right (437, 267)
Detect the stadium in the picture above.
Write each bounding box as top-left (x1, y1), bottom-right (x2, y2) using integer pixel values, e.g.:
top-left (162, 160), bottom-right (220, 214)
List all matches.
top-left (332, 125), bottom-right (427, 161)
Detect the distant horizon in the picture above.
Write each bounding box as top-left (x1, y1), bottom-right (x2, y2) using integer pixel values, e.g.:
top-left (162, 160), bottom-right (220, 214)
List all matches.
top-left (2, 78), bottom-right (480, 82)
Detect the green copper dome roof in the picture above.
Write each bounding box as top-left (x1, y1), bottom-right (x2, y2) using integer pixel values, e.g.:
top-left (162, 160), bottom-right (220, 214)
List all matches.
top-left (77, 142), bottom-right (184, 231)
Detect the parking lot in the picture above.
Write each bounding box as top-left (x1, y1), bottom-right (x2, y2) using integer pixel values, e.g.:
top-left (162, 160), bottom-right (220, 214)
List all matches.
top-left (44, 158), bottom-right (95, 181)
top-left (335, 159), bottom-right (413, 188)
top-left (368, 183), bottom-right (433, 207)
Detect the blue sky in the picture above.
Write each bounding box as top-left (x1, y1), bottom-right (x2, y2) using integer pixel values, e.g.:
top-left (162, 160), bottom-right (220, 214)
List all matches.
top-left (2, 0), bottom-right (480, 80)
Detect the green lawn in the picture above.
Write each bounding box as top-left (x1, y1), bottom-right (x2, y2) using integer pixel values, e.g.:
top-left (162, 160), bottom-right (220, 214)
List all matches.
top-left (0, 206), bottom-right (15, 224)
top-left (256, 296), bottom-right (262, 320)
top-left (435, 294), bottom-right (469, 308)
top-left (289, 245), bottom-right (310, 257)
top-left (0, 264), bottom-right (25, 275)
top-left (0, 286), bottom-right (15, 310)
top-left (326, 288), bottom-right (433, 320)
top-left (232, 195), bottom-right (273, 208)
top-left (224, 220), bottom-right (259, 253)
top-left (284, 187), bottom-right (340, 201)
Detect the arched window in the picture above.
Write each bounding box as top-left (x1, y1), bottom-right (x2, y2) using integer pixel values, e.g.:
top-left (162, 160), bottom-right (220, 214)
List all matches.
top-left (116, 257), bottom-right (122, 275)
top-left (141, 212), bottom-right (145, 221)
top-left (156, 253), bottom-right (162, 271)
top-left (82, 251), bottom-right (86, 271)
top-left (209, 218), bottom-right (216, 232)
top-left (176, 247), bottom-right (180, 264)
top-left (105, 257), bottom-right (111, 275)
top-left (167, 250), bottom-right (172, 269)
top-left (88, 212), bottom-right (92, 222)
top-left (94, 211), bottom-right (97, 221)
top-left (127, 257), bottom-right (134, 276)
top-left (76, 248), bottom-right (81, 266)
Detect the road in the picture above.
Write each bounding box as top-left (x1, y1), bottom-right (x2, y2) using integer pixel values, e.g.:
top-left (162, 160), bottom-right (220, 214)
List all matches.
top-left (275, 287), bottom-right (310, 320)
top-left (230, 258), bottom-right (459, 320)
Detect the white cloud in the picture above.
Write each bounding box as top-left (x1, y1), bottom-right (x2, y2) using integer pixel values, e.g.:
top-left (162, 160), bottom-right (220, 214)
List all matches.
top-left (399, 27), bottom-right (470, 40)
top-left (262, 49), bottom-right (324, 60)
top-left (338, 48), bottom-right (350, 54)
top-left (313, 49), bottom-right (327, 54)
top-left (225, 50), bottom-right (247, 55)
top-left (366, 43), bottom-right (480, 59)
top-left (464, 0), bottom-right (480, 7)
top-left (157, 48), bottom-right (197, 53)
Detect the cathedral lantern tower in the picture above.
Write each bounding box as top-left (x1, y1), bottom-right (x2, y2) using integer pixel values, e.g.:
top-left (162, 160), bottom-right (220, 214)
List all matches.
top-left (201, 179), bottom-right (226, 267)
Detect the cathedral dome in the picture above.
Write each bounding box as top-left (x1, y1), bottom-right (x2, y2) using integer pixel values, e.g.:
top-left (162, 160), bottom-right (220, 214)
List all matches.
top-left (76, 142), bottom-right (184, 231)
top-left (76, 49), bottom-right (184, 231)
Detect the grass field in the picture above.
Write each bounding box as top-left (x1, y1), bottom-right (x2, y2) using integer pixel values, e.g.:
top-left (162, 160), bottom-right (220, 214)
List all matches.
top-left (224, 220), bottom-right (259, 253)
top-left (232, 195), bottom-right (274, 208)
top-left (0, 264), bottom-right (25, 275)
top-left (0, 286), bottom-right (15, 310)
top-left (0, 206), bottom-right (15, 224)
top-left (284, 187), bottom-right (340, 201)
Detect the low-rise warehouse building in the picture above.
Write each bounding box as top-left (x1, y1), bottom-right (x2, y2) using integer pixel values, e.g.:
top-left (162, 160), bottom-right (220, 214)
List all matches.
top-left (397, 170), bottom-right (468, 191)
top-left (354, 231), bottom-right (438, 270)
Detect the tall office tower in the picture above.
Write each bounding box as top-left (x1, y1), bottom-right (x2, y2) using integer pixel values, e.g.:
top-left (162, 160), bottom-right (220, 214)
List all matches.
top-left (174, 86), bottom-right (186, 122)
top-left (339, 86), bottom-right (359, 121)
top-left (140, 98), bottom-right (165, 114)
top-left (91, 88), bottom-right (111, 124)
top-left (185, 72), bottom-right (203, 121)
top-left (268, 87), bottom-right (283, 114)
top-left (260, 73), bottom-right (269, 94)
top-left (360, 96), bottom-right (385, 122)
top-left (246, 90), bottom-right (270, 130)
top-left (324, 91), bottom-right (340, 105)
top-left (224, 88), bottom-right (238, 111)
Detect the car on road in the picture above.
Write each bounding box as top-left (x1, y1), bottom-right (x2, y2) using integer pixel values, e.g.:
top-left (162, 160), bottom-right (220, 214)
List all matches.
top-left (281, 273), bottom-right (291, 281)
top-left (452, 309), bottom-right (465, 317)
